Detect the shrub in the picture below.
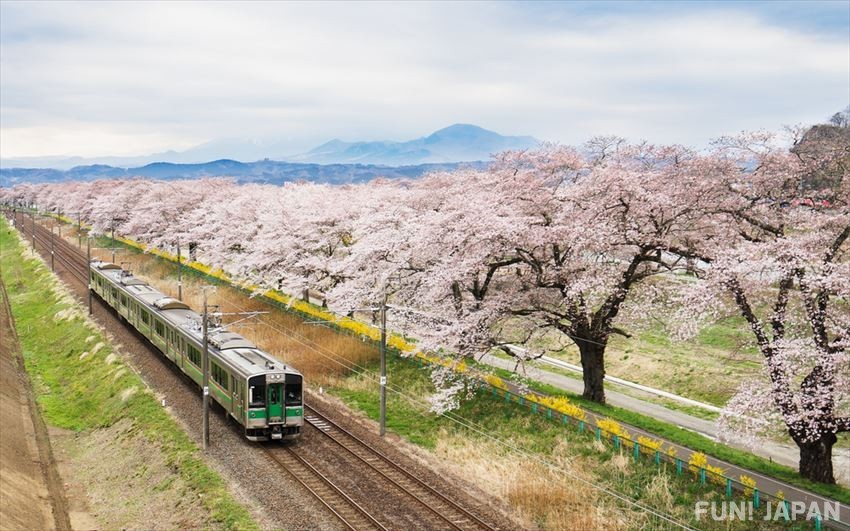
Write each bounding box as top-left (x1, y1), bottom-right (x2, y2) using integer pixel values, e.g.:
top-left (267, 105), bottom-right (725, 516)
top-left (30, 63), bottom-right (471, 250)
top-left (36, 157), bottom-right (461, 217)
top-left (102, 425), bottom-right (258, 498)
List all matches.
top-left (596, 417), bottom-right (630, 440)
top-left (637, 435), bottom-right (665, 455)
top-left (740, 474), bottom-right (757, 497)
top-left (688, 451), bottom-right (726, 486)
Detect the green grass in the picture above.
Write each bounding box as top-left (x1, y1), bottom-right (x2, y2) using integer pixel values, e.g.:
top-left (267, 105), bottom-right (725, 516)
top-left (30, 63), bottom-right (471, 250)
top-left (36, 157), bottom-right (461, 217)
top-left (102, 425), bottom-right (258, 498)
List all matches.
top-left (484, 365), bottom-right (850, 506)
top-left (329, 355), bottom-right (814, 530)
top-left (0, 219), bottom-right (257, 530)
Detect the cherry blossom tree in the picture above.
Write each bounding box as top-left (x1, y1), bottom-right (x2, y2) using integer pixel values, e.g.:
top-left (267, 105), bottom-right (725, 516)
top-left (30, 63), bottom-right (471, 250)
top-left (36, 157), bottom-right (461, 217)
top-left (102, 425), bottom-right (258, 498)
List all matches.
top-left (674, 128), bottom-right (849, 484)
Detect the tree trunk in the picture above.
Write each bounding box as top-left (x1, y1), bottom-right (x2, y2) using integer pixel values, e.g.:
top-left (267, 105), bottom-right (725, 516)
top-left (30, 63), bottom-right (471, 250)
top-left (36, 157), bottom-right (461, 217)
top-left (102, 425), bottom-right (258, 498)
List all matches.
top-left (796, 432), bottom-right (836, 484)
top-left (578, 341), bottom-right (606, 404)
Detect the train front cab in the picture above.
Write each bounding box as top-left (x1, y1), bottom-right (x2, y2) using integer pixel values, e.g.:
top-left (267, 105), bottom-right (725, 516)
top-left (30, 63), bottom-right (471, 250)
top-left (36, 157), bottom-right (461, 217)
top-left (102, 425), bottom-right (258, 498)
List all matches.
top-left (245, 373), bottom-right (303, 441)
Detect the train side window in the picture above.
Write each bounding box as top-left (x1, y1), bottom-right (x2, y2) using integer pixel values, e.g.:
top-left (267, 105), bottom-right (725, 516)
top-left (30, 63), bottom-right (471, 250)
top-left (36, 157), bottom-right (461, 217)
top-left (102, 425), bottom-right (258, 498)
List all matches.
top-left (141, 310), bottom-right (150, 325)
top-left (187, 345), bottom-right (201, 366)
top-left (212, 364), bottom-right (229, 391)
top-left (154, 320), bottom-right (165, 337)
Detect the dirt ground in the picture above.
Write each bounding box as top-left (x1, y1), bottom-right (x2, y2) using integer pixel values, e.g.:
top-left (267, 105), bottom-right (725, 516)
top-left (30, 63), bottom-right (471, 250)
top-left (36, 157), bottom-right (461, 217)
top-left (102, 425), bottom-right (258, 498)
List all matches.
top-left (0, 279), bottom-right (71, 530)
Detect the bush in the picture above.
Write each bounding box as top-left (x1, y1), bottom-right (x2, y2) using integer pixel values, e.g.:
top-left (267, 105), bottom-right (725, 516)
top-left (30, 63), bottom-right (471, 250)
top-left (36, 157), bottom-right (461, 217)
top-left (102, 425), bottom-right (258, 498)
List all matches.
top-left (741, 474), bottom-right (758, 497)
top-left (596, 417), bottom-right (630, 440)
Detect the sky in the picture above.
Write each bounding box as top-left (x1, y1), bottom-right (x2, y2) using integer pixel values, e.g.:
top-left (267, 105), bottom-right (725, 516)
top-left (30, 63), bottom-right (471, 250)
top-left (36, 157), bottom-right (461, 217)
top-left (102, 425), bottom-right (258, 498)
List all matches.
top-left (1, 0), bottom-right (848, 159)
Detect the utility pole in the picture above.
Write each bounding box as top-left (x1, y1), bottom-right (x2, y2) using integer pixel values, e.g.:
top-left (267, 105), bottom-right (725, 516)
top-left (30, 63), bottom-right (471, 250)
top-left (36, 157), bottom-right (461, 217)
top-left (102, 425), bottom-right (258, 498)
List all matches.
top-left (177, 239), bottom-right (183, 301)
top-left (111, 221), bottom-right (116, 263)
top-left (57, 210), bottom-right (62, 238)
top-left (379, 292), bottom-right (387, 437)
top-left (202, 289), bottom-right (211, 450)
top-left (87, 238), bottom-right (92, 315)
top-left (50, 223), bottom-right (55, 271)
top-left (31, 211), bottom-right (35, 255)
top-left (77, 212), bottom-right (82, 248)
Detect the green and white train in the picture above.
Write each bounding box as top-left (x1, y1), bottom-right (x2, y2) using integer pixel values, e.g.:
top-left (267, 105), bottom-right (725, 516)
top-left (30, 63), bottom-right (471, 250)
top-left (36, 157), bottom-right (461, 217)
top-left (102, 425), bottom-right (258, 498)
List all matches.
top-left (90, 260), bottom-right (303, 441)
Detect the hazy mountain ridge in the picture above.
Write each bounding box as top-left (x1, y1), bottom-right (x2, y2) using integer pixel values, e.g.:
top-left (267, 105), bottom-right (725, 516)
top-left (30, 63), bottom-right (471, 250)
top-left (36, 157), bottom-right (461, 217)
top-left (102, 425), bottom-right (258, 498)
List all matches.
top-left (1, 124), bottom-right (538, 171)
top-left (0, 160), bottom-right (486, 186)
top-left (293, 124), bottom-right (538, 165)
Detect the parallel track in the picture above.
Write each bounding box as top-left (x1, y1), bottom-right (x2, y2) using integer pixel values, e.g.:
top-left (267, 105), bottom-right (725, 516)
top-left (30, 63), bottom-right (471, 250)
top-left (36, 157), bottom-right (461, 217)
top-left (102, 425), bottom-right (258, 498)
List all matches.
top-left (12, 211), bottom-right (90, 287)
top-left (263, 445), bottom-right (388, 531)
top-left (304, 404), bottom-right (497, 531)
top-left (6, 210), bottom-right (498, 531)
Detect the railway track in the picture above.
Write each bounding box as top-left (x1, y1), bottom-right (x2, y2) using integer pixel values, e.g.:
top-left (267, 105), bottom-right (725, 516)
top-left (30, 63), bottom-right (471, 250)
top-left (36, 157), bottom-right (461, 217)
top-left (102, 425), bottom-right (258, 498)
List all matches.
top-left (10, 211), bottom-right (90, 287)
top-left (264, 445), bottom-right (388, 530)
top-left (5, 210), bottom-right (501, 531)
top-left (303, 404), bottom-right (497, 531)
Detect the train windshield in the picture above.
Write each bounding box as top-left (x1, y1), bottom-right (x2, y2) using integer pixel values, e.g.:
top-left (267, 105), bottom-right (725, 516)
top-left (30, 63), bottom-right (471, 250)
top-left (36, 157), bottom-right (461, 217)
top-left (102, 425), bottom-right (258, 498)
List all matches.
top-left (248, 375), bottom-right (266, 407)
top-left (285, 374), bottom-right (302, 406)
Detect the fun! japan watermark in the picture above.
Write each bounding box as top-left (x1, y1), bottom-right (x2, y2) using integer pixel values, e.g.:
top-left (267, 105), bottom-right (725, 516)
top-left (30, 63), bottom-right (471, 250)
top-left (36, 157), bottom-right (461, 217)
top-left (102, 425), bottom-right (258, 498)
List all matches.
top-left (695, 500), bottom-right (840, 523)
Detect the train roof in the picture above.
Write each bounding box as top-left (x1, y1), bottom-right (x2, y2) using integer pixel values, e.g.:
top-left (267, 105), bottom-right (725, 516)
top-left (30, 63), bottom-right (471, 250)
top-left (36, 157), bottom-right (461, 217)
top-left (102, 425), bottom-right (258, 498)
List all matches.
top-left (91, 260), bottom-right (297, 378)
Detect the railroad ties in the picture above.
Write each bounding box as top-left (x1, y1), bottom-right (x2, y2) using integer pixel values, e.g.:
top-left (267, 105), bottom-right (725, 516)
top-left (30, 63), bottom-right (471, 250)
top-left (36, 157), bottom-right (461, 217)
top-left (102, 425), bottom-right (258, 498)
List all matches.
top-left (303, 405), bottom-right (497, 531)
top-left (263, 446), bottom-right (388, 530)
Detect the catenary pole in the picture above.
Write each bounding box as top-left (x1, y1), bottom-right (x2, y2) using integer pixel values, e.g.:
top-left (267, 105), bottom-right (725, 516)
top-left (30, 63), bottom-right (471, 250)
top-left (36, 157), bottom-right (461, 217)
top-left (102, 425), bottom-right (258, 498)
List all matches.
top-left (202, 290), bottom-right (210, 450)
top-left (87, 238), bottom-right (92, 315)
top-left (50, 223), bottom-right (55, 271)
top-left (177, 239), bottom-right (182, 301)
top-left (380, 291), bottom-right (387, 437)
top-left (111, 222), bottom-right (116, 263)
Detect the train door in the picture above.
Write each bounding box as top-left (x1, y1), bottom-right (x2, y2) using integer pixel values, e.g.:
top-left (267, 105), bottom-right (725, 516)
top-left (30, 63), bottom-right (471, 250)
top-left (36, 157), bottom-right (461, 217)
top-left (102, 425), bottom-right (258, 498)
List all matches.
top-left (234, 380), bottom-right (244, 421)
top-left (167, 329), bottom-right (178, 361)
top-left (267, 384), bottom-right (283, 421)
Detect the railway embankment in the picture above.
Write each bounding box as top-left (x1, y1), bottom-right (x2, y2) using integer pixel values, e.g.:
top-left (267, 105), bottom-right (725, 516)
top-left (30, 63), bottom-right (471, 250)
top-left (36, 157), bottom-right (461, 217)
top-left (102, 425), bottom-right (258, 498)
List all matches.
top-left (0, 264), bottom-right (69, 530)
top-left (0, 218), bottom-right (257, 530)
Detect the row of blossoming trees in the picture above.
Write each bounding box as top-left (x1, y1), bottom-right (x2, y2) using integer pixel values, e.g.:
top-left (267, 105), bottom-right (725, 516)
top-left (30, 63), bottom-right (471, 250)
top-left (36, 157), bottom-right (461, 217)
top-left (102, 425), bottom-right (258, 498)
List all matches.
top-left (3, 126), bottom-right (848, 483)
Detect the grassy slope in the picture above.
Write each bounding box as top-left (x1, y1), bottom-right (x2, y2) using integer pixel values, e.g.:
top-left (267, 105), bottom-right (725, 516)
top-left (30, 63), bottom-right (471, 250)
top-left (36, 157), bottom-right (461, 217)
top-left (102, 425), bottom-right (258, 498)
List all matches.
top-left (484, 364), bottom-right (850, 506)
top-left (329, 356), bottom-right (816, 530)
top-left (0, 219), bottom-right (257, 530)
top-left (519, 317), bottom-right (762, 408)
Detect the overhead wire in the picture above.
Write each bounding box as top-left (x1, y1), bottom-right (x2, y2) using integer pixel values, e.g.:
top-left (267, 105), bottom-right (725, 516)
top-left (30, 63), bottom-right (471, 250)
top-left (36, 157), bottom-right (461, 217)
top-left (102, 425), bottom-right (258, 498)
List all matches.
top-left (206, 289), bottom-right (694, 530)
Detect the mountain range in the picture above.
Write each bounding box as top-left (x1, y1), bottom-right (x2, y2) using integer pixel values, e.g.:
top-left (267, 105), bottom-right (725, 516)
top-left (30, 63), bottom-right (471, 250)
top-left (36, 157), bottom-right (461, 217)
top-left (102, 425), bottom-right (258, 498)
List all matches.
top-left (0, 160), bottom-right (488, 187)
top-left (293, 124), bottom-right (538, 165)
top-left (1, 124), bottom-right (539, 172)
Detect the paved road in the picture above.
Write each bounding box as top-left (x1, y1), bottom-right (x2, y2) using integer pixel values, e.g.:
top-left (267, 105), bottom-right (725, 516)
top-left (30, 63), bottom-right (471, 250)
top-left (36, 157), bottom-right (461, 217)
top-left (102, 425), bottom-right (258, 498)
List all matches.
top-left (482, 353), bottom-right (850, 527)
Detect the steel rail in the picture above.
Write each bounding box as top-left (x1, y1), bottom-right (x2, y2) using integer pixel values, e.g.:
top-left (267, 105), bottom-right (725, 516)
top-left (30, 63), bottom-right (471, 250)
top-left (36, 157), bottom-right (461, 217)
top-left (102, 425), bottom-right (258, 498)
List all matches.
top-left (303, 404), bottom-right (497, 531)
top-left (263, 446), bottom-right (388, 531)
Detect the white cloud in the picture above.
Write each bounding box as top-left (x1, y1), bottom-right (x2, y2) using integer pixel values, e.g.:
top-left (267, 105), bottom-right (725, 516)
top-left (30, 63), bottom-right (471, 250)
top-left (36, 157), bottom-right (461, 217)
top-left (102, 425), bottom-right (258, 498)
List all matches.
top-left (1, 1), bottom-right (847, 158)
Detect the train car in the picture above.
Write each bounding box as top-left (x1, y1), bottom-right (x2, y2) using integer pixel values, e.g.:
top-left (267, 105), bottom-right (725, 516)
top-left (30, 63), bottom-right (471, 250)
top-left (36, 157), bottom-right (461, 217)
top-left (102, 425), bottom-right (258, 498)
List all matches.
top-left (89, 260), bottom-right (303, 441)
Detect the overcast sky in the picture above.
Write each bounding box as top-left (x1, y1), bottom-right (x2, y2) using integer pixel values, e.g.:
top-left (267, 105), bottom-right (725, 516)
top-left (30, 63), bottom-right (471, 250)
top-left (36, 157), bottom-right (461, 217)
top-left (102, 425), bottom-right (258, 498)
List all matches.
top-left (1, 1), bottom-right (848, 158)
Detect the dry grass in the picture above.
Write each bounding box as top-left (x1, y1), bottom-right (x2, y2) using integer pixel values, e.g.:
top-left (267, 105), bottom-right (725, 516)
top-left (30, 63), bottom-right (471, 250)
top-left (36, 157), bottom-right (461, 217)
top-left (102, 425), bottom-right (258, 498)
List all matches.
top-left (644, 472), bottom-right (675, 513)
top-left (433, 430), bottom-right (633, 530)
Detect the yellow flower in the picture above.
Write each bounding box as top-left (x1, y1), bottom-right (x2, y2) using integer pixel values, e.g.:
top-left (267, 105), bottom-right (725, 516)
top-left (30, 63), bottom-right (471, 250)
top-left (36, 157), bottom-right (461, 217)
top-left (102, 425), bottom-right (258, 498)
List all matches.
top-left (596, 417), bottom-right (629, 440)
top-left (740, 475), bottom-right (757, 497)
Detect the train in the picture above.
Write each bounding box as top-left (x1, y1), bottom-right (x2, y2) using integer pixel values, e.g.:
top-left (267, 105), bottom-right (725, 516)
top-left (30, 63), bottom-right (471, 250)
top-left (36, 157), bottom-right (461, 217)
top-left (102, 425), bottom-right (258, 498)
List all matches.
top-left (89, 259), bottom-right (303, 441)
